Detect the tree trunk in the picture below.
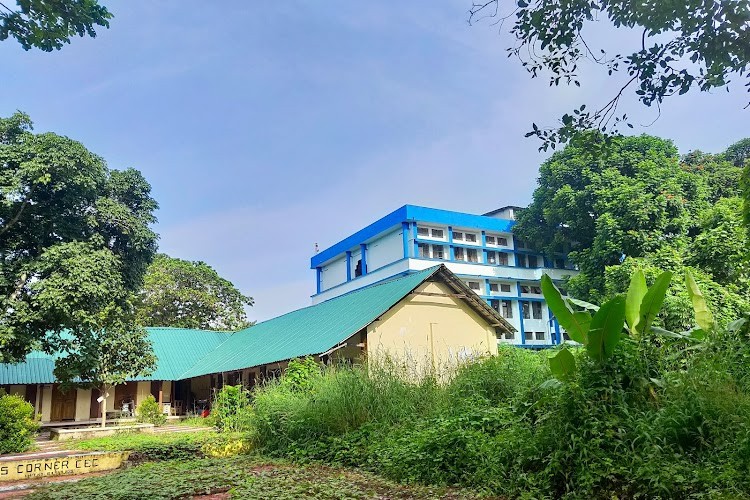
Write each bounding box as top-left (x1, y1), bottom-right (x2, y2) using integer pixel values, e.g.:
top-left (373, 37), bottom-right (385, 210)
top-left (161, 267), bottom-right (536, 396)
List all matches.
top-left (100, 384), bottom-right (108, 428)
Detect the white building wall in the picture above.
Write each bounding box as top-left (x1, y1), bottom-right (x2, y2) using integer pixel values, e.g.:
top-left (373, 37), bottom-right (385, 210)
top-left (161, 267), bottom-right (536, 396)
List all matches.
top-left (320, 255), bottom-right (348, 291)
top-left (312, 259), bottom-right (412, 304)
top-left (366, 230), bottom-right (404, 272)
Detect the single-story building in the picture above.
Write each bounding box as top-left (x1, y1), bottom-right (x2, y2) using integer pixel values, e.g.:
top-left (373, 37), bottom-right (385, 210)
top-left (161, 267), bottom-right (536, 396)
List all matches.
top-left (0, 265), bottom-right (514, 424)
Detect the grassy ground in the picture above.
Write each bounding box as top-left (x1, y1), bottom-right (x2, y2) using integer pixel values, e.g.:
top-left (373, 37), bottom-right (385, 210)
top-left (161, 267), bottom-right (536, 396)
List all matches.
top-left (25, 456), bottom-right (490, 499)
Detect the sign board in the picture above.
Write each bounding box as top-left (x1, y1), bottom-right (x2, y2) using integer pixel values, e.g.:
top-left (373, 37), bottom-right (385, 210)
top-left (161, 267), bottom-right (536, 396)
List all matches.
top-left (0, 451), bottom-right (129, 482)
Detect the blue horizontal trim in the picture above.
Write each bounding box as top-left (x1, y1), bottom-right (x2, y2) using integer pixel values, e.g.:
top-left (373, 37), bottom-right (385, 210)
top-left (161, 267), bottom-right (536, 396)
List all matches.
top-left (311, 205), bottom-right (515, 269)
top-left (404, 206), bottom-right (515, 232)
top-left (311, 206), bottom-right (408, 268)
top-left (479, 295), bottom-right (546, 302)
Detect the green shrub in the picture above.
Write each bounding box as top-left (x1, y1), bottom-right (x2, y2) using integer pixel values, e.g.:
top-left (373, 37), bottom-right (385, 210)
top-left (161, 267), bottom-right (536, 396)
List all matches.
top-left (136, 394), bottom-right (167, 426)
top-left (280, 356), bottom-right (320, 392)
top-left (0, 392), bottom-right (39, 454)
top-left (210, 385), bottom-right (253, 433)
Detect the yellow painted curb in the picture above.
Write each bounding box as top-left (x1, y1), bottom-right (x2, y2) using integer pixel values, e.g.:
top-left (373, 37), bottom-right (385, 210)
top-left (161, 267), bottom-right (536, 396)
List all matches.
top-left (0, 451), bottom-right (130, 482)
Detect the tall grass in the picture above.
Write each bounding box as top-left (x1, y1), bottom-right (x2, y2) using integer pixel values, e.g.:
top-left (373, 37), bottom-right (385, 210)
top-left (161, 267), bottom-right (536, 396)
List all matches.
top-left (247, 343), bottom-right (750, 498)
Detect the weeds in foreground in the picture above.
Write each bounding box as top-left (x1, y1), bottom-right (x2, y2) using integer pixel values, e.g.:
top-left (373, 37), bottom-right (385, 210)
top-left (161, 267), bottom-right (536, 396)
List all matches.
top-left (27, 456), bottom-right (486, 500)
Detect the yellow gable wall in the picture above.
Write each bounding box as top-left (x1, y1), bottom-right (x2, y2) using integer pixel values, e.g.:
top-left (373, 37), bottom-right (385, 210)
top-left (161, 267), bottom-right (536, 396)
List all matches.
top-left (366, 280), bottom-right (498, 375)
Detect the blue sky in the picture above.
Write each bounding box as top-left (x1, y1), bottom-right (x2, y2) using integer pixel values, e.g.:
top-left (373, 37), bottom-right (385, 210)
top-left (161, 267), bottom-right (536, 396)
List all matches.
top-left (2, 1), bottom-right (747, 321)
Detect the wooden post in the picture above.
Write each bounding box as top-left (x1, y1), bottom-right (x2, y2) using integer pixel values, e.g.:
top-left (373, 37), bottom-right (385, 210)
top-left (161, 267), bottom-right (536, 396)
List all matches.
top-left (34, 384), bottom-right (41, 417)
top-left (158, 381), bottom-right (163, 413)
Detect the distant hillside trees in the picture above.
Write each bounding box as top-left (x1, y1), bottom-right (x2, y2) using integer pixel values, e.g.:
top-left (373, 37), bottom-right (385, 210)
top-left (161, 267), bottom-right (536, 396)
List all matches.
top-left (135, 254), bottom-right (254, 331)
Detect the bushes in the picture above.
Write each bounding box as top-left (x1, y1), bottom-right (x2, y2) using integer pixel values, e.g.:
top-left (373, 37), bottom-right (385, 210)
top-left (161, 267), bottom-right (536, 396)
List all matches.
top-left (0, 392), bottom-right (39, 454)
top-left (245, 341), bottom-right (750, 499)
top-left (210, 385), bottom-right (253, 433)
top-left (136, 394), bottom-right (167, 426)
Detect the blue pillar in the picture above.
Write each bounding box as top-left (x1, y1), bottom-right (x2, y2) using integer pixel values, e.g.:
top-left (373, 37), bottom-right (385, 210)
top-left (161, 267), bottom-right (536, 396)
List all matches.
top-left (402, 222), bottom-right (410, 259)
top-left (360, 243), bottom-right (367, 275)
top-left (346, 251), bottom-right (352, 281)
top-left (448, 226), bottom-right (455, 261)
top-left (552, 310), bottom-right (561, 345)
top-left (485, 279), bottom-right (491, 297)
top-left (316, 267), bottom-right (322, 294)
top-left (517, 282), bottom-right (525, 345)
top-left (412, 223), bottom-right (419, 257)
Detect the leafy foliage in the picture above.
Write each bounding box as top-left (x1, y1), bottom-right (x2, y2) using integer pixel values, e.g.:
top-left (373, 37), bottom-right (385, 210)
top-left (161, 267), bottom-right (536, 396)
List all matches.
top-left (280, 357), bottom-right (321, 392)
top-left (516, 133), bottom-right (750, 327)
top-left (0, 112), bottom-right (158, 387)
top-left (135, 254), bottom-right (254, 330)
top-left (0, 392), bottom-right (39, 454)
top-left (136, 395), bottom-right (167, 426)
top-left (210, 385), bottom-right (253, 433)
top-left (28, 456), bottom-right (482, 500)
top-left (0, 0), bottom-right (111, 51)
top-left (469, 1), bottom-right (750, 149)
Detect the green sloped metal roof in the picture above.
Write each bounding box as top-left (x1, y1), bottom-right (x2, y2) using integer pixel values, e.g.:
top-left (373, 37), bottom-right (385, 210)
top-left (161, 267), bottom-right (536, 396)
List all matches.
top-left (179, 266), bottom-right (443, 379)
top-left (0, 352), bottom-right (57, 385)
top-left (0, 327), bottom-right (232, 385)
top-left (132, 327), bottom-right (233, 381)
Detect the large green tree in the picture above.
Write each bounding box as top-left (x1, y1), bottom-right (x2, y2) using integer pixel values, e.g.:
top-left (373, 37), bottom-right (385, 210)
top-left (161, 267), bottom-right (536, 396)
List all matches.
top-left (0, 0), bottom-right (111, 51)
top-left (516, 133), bottom-right (747, 312)
top-left (135, 254), bottom-right (254, 331)
top-left (0, 112), bottom-right (158, 386)
top-left (469, 1), bottom-right (750, 149)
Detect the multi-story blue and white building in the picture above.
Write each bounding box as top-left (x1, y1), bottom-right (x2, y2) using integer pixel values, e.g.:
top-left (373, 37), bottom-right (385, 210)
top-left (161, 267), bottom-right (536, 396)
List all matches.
top-left (310, 205), bottom-right (578, 348)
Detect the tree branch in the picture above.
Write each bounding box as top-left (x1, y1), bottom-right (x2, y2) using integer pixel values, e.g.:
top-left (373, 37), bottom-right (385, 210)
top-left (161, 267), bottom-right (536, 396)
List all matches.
top-left (0, 198), bottom-right (29, 236)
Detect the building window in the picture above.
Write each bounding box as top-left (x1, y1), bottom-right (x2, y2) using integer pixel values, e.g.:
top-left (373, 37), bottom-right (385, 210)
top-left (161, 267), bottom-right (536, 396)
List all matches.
top-left (420, 243), bottom-right (445, 259)
top-left (502, 300), bottom-right (513, 318)
top-left (453, 231), bottom-right (463, 241)
top-left (490, 299), bottom-right (500, 312)
top-left (563, 331), bottom-right (571, 341)
top-left (535, 331), bottom-right (546, 341)
top-left (524, 331), bottom-right (533, 341)
top-left (432, 245), bottom-right (445, 259)
top-left (522, 302), bottom-right (530, 319)
top-left (465, 233), bottom-right (477, 243)
top-left (487, 251), bottom-right (497, 264)
top-left (467, 248), bottom-right (479, 263)
top-left (418, 243), bottom-right (430, 258)
top-left (417, 227), bottom-right (429, 237)
top-left (528, 255), bottom-right (538, 268)
top-left (431, 228), bottom-right (444, 238)
top-left (498, 237), bottom-right (508, 246)
top-left (485, 235), bottom-right (495, 245)
top-left (454, 247), bottom-right (464, 261)
top-left (501, 283), bottom-right (511, 292)
top-left (517, 255), bottom-right (527, 268)
top-left (354, 259), bottom-right (363, 277)
top-left (555, 258), bottom-right (565, 269)
top-left (499, 331), bottom-right (515, 341)
top-left (520, 285), bottom-right (530, 294)
top-left (489, 283), bottom-right (499, 293)
top-left (467, 281), bottom-right (481, 291)
top-left (531, 286), bottom-right (542, 294)
top-left (516, 240), bottom-right (527, 249)
top-left (532, 302), bottom-right (543, 319)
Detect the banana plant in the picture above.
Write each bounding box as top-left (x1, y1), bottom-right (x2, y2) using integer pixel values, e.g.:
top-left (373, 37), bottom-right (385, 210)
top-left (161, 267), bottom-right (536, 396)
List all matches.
top-left (542, 270), bottom-right (673, 381)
